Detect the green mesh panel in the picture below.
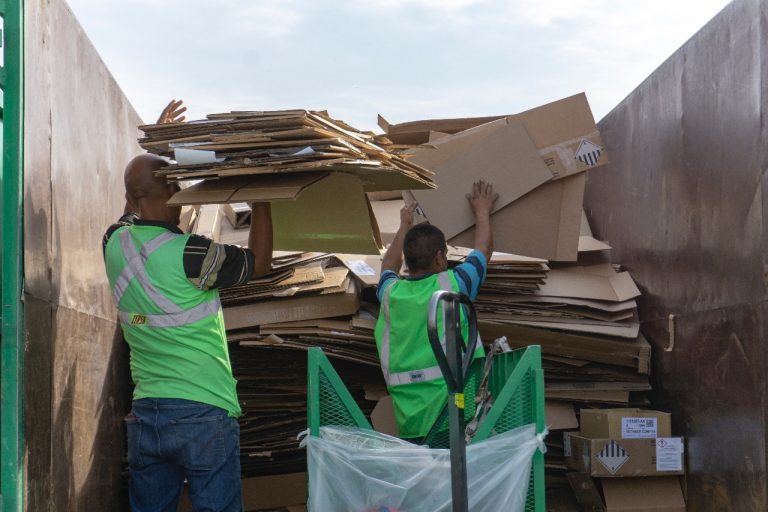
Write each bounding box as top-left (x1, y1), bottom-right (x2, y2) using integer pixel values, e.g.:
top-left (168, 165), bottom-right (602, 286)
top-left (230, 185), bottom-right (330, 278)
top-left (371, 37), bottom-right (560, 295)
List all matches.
top-left (308, 348), bottom-right (371, 436)
top-left (471, 347), bottom-right (544, 512)
top-left (318, 370), bottom-right (362, 428)
top-left (423, 362), bottom-right (481, 448)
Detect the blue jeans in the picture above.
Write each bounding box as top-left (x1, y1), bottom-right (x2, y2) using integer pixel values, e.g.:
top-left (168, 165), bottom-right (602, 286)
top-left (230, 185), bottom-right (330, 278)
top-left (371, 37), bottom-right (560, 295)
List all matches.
top-left (126, 398), bottom-right (243, 512)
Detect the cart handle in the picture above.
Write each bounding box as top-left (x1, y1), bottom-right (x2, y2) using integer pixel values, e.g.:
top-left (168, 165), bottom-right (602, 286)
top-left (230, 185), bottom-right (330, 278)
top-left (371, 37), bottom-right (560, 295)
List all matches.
top-left (427, 290), bottom-right (479, 393)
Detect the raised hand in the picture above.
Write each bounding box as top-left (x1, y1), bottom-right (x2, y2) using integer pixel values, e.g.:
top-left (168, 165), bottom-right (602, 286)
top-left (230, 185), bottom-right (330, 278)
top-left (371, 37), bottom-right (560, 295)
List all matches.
top-left (156, 99), bottom-right (187, 124)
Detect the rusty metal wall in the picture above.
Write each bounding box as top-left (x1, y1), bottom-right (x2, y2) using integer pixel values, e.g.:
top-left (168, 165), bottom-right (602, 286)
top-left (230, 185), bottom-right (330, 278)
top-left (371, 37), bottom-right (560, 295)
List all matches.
top-left (24, 0), bottom-right (143, 509)
top-left (584, 0), bottom-right (768, 508)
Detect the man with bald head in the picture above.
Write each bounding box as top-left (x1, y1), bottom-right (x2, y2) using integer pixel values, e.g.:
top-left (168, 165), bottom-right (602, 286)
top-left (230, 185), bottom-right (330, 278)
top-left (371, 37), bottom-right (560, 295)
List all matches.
top-left (103, 138), bottom-right (272, 510)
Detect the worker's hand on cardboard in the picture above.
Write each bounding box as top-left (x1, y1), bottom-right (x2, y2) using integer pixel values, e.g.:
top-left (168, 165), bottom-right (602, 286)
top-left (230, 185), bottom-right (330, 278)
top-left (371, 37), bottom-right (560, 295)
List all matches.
top-left (399, 203), bottom-right (416, 229)
top-left (156, 99), bottom-right (187, 124)
top-left (467, 180), bottom-right (498, 217)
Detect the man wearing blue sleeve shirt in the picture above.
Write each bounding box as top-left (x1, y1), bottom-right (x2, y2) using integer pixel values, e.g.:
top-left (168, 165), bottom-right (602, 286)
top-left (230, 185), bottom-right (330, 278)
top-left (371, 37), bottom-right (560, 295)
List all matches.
top-left (374, 180), bottom-right (498, 441)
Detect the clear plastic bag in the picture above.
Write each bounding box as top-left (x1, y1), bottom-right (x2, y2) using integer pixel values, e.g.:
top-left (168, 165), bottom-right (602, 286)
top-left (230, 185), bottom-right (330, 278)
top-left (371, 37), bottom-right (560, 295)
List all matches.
top-left (302, 423), bottom-right (546, 512)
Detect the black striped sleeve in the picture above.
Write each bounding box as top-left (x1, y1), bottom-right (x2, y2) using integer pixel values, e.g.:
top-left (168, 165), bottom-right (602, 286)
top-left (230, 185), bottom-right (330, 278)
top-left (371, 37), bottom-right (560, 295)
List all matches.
top-left (183, 235), bottom-right (254, 290)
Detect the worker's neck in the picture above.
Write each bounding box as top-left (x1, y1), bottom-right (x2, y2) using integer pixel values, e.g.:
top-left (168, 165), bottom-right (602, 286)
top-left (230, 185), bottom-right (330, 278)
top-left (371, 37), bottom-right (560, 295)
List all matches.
top-left (409, 264), bottom-right (447, 279)
top-left (137, 201), bottom-right (174, 224)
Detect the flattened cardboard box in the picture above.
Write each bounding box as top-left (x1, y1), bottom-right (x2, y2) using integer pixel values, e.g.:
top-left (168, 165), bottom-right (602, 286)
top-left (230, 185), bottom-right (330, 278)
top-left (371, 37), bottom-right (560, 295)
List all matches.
top-left (223, 279), bottom-right (361, 330)
top-left (565, 433), bottom-right (684, 478)
top-left (602, 477), bottom-right (686, 512)
top-left (271, 172), bottom-right (384, 255)
top-left (580, 408), bottom-right (671, 440)
top-left (381, 92), bottom-right (608, 179)
top-left (568, 474), bottom-right (686, 512)
top-left (408, 117), bottom-right (552, 239)
top-left (534, 264), bottom-right (641, 303)
top-left (450, 172), bottom-right (585, 261)
top-left (171, 172), bottom-right (384, 255)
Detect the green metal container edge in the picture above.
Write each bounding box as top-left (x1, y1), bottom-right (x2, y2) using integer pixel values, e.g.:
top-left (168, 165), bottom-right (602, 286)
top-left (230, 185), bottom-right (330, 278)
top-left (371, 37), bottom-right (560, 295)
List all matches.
top-left (1, 0), bottom-right (24, 510)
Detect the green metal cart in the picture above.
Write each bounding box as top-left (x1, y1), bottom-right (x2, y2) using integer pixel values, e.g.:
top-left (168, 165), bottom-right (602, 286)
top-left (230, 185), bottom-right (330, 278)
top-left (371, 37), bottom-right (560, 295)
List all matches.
top-left (307, 344), bottom-right (546, 511)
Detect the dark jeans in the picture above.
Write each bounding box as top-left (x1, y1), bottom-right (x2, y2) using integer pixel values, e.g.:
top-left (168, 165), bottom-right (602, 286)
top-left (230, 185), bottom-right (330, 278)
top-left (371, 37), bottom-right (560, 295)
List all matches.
top-left (127, 398), bottom-right (242, 512)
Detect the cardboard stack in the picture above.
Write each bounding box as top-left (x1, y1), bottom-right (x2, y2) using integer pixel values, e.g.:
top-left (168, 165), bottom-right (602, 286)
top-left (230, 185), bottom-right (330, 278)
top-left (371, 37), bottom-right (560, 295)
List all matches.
top-left (139, 109), bottom-right (437, 255)
top-left (373, 93), bottom-right (662, 509)
top-left (564, 409), bottom-right (687, 511)
top-left (159, 93), bottom-right (662, 510)
top-left (216, 249), bottom-right (383, 478)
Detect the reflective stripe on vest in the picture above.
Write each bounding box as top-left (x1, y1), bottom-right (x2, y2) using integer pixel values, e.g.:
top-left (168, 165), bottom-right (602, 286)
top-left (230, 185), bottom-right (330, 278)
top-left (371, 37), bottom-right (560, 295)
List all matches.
top-left (118, 298), bottom-right (220, 327)
top-left (114, 229), bottom-right (220, 328)
top-left (380, 271), bottom-right (453, 387)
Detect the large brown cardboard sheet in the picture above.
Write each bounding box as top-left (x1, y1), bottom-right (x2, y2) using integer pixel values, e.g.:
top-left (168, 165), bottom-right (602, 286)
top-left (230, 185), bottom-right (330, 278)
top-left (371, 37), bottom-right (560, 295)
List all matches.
top-left (601, 477), bottom-right (686, 512)
top-left (272, 172), bottom-right (383, 254)
top-left (536, 264), bottom-right (641, 302)
top-left (409, 118), bottom-right (552, 239)
top-left (450, 172), bottom-right (585, 261)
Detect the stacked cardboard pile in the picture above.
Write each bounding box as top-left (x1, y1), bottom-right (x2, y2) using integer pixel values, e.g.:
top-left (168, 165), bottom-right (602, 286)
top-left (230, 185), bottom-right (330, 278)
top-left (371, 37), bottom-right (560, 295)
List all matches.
top-left (139, 110), bottom-right (436, 255)
top-left (373, 93), bottom-right (658, 509)
top-left (215, 247), bottom-right (383, 477)
top-left (164, 93), bottom-right (659, 510)
top-left (564, 409), bottom-right (686, 511)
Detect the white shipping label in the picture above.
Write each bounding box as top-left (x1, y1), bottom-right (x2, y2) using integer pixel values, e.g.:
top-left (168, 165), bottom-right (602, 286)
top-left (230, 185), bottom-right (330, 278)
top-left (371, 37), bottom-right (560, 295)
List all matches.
top-left (563, 433), bottom-right (572, 457)
top-left (622, 416), bottom-right (658, 438)
top-left (346, 260), bottom-right (376, 276)
top-left (656, 438), bottom-right (684, 472)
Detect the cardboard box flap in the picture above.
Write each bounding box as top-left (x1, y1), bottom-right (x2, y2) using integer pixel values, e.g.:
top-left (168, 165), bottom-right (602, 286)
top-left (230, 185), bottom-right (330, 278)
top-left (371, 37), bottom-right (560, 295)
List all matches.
top-left (546, 401), bottom-right (579, 430)
top-left (580, 210), bottom-right (612, 252)
top-left (378, 112), bottom-right (506, 145)
top-left (272, 172), bottom-right (383, 254)
top-left (536, 264), bottom-right (641, 302)
top-left (409, 117), bottom-right (552, 239)
top-left (602, 477), bottom-right (686, 511)
top-left (168, 172), bottom-right (329, 205)
top-left (334, 253), bottom-right (383, 287)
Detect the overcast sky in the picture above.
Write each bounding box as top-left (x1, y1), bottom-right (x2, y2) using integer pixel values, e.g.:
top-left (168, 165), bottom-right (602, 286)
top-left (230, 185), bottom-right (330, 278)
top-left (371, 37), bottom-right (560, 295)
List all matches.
top-left (66, 0), bottom-right (732, 131)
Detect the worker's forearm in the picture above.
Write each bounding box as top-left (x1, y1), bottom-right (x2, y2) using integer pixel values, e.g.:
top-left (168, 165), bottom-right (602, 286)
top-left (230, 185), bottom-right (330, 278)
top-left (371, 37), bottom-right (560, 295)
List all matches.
top-left (248, 203), bottom-right (273, 278)
top-left (381, 225), bottom-right (408, 274)
top-left (473, 211), bottom-right (493, 262)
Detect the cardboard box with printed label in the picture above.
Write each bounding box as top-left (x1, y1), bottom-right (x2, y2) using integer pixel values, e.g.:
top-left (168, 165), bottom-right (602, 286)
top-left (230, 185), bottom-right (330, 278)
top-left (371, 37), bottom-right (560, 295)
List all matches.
top-left (564, 433), bottom-right (684, 478)
top-left (580, 408), bottom-right (671, 439)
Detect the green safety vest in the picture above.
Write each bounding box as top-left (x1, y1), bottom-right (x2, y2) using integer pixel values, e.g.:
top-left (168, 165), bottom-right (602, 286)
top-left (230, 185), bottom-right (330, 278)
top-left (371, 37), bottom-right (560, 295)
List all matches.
top-left (104, 224), bottom-right (241, 417)
top-left (374, 271), bottom-right (484, 438)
